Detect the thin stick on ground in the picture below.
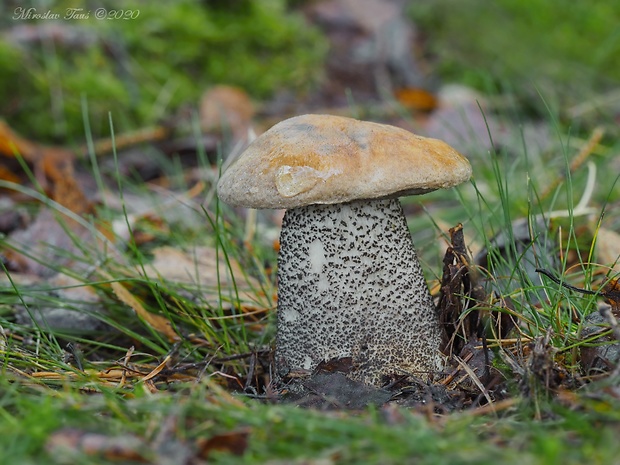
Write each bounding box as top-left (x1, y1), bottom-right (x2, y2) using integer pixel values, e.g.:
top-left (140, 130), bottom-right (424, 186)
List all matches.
top-left (540, 126), bottom-right (604, 201)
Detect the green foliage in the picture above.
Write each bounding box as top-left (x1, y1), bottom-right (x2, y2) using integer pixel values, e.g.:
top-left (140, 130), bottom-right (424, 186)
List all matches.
top-left (409, 0), bottom-right (620, 113)
top-left (0, 0), bottom-right (327, 141)
top-left (3, 374), bottom-right (620, 464)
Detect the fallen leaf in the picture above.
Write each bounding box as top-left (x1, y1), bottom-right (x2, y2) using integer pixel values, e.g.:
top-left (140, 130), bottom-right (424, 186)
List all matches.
top-left (197, 428), bottom-right (250, 460)
top-left (111, 280), bottom-right (180, 342)
top-left (43, 150), bottom-right (92, 215)
top-left (12, 273), bottom-right (107, 332)
top-left (394, 88), bottom-right (438, 112)
top-left (200, 85), bottom-right (255, 138)
top-left (602, 277), bottom-right (620, 313)
top-left (581, 302), bottom-right (620, 375)
top-left (143, 246), bottom-right (272, 309)
top-left (0, 119), bottom-right (37, 160)
top-left (88, 125), bottom-right (170, 157)
top-left (4, 209), bottom-right (100, 277)
top-left (0, 163), bottom-right (22, 184)
top-left (0, 119), bottom-right (80, 200)
top-left (596, 227), bottom-right (620, 274)
top-left (140, 355), bottom-right (171, 382)
top-left (99, 269), bottom-right (180, 342)
top-left (0, 121), bottom-right (100, 276)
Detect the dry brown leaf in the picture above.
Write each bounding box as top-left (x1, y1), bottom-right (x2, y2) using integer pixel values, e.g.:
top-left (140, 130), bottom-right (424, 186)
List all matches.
top-left (0, 120), bottom-right (81, 199)
top-left (110, 280), bottom-right (180, 342)
top-left (140, 355), bottom-right (171, 382)
top-left (4, 209), bottom-right (100, 277)
top-left (143, 246), bottom-right (271, 309)
top-left (0, 122), bottom-right (105, 277)
top-left (128, 213), bottom-right (170, 246)
top-left (0, 120), bottom-right (37, 160)
top-left (200, 85), bottom-right (255, 138)
top-left (0, 121), bottom-right (99, 275)
top-left (197, 428), bottom-right (250, 460)
top-left (42, 151), bottom-right (92, 215)
top-left (602, 278), bottom-right (620, 313)
top-left (0, 163), bottom-right (22, 184)
top-left (394, 88), bottom-right (438, 112)
top-left (99, 269), bottom-right (180, 342)
top-left (88, 125), bottom-right (170, 156)
top-left (596, 227), bottom-right (620, 274)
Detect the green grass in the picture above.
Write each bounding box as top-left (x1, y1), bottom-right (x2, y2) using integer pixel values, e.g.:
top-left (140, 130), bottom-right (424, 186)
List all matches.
top-left (2, 25), bottom-right (620, 463)
top-left (0, 106), bottom-right (618, 463)
top-left (3, 372), bottom-right (620, 464)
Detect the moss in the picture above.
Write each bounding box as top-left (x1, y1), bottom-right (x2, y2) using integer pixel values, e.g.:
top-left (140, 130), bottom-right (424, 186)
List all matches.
top-left (0, 0), bottom-right (327, 142)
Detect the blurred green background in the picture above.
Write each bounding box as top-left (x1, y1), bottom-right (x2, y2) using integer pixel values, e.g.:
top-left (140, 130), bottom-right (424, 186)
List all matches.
top-left (0, 0), bottom-right (619, 142)
top-left (408, 0), bottom-right (620, 115)
top-left (0, 0), bottom-right (327, 142)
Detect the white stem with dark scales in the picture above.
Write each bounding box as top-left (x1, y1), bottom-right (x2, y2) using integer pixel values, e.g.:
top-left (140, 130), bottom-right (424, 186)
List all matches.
top-left (276, 198), bottom-right (444, 386)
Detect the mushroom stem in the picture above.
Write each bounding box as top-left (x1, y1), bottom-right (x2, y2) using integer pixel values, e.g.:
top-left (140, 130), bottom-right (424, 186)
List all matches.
top-left (276, 198), bottom-right (443, 386)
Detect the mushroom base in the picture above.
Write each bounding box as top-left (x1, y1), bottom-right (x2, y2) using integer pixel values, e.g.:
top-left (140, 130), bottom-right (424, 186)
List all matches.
top-left (276, 198), bottom-right (444, 387)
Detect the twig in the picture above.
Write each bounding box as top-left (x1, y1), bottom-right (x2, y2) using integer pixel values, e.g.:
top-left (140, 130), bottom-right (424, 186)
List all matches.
top-left (535, 268), bottom-right (597, 295)
top-left (540, 127), bottom-right (604, 201)
top-left (80, 125), bottom-right (172, 157)
top-left (464, 397), bottom-right (520, 417)
top-left (454, 355), bottom-right (494, 409)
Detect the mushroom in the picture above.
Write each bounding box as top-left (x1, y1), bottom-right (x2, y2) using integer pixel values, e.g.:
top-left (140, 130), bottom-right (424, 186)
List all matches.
top-left (217, 114), bottom-right (472, 386)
